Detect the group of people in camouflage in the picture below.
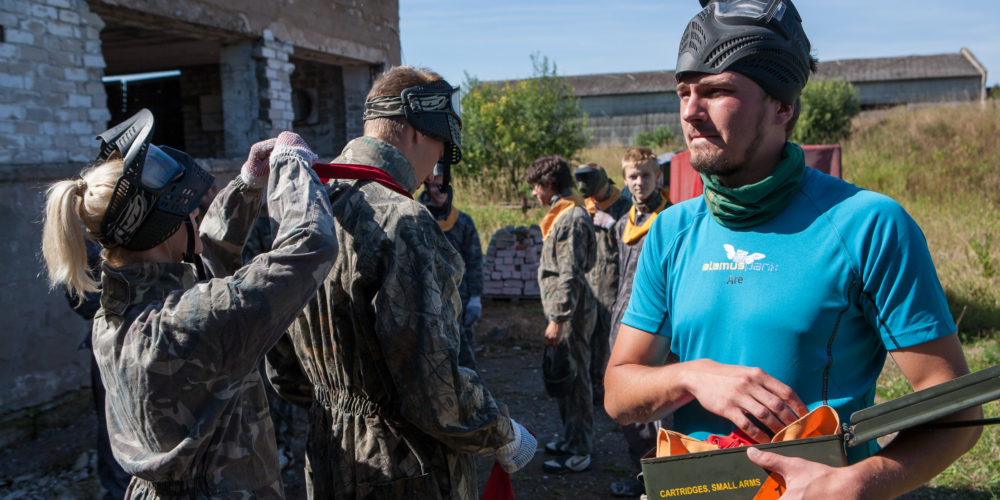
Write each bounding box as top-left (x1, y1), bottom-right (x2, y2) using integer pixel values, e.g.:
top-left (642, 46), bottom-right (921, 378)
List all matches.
top-left (43, 66), bottom-right (536, 500)
top-left (524, 150), bottom-right (674, 496)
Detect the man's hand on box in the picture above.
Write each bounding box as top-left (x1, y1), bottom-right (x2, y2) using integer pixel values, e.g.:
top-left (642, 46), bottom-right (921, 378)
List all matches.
top-left (544, 321), bottom-right (563, 347)
top-left (684, 359), bottom-right (810, 443)
top-left (747, 447), bottom-right (863, 500)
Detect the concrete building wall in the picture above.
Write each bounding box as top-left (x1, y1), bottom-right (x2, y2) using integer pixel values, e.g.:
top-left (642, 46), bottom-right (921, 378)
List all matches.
top-left (854, 77), bottom-right (984, 107)
top-left (86, 0), bottom-right (400, 67)
top-left (0, 0), bottom-right (110, 435)
top-left (580, 93), bottom-right (681, 145)
top-left (180, 64), bottom-right (225, 159)
top-left (289, 58), bottom-right (346, 158)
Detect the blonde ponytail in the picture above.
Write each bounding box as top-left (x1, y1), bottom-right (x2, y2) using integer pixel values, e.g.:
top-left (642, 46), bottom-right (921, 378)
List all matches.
top-left (42, 159), bottom-right (125, 303)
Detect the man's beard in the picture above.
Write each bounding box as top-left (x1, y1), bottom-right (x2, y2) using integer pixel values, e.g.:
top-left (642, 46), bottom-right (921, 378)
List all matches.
top-left (690, 106), bottom-right (767, 177)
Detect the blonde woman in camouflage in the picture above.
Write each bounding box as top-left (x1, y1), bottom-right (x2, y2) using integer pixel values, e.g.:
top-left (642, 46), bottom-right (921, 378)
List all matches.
top-left (41, 109), bottom-right (337, 499)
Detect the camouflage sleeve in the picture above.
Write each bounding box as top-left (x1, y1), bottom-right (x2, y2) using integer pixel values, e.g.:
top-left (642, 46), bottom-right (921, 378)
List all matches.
top-left (265, 334), bottom-right (314, 410)
top-left (241, 205), bottom-right (273, 265)
top-left (130, 149), bottom-right (338, 379)
top-left (198, 178), bottom-right (265, 278)
top-left (375, 213), bottom-right (514, 456)
top-left (545, 217), bottom-right (594, 324)
top-left (460, 213), bottom-right (484, 297)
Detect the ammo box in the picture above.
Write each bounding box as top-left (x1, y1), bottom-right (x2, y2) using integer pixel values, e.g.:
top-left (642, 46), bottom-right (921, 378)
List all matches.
top-left (640, 363), bottom-right (1000, 499)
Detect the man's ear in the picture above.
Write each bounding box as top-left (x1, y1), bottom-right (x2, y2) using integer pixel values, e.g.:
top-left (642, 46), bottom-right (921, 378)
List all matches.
top-left (773, 99), bottom-right (795, 128)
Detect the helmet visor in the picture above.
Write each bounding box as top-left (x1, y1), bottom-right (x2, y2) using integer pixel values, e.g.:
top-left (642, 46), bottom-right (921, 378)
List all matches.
top-left (141, 144), bottom-right (185, 191)
top-left (715, 0), bottom-right (786, 22)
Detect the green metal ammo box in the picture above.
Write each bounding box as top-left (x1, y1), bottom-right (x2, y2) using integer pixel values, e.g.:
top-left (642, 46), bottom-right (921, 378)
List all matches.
top-left (639, 364), bottom-right (1000, 499)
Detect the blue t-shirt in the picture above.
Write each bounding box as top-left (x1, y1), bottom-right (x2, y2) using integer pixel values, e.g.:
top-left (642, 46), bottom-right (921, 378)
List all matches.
top-left (621, 167), bottom-right (956, 464)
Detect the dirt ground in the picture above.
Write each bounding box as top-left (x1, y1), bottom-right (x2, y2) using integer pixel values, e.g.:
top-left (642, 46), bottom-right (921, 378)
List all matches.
top-left (0, 299), bottom-right (993, 499)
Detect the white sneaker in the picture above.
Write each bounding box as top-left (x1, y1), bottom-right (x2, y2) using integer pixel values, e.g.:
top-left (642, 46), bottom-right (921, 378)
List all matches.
top-left (543, 454), bottom-right (591, 473)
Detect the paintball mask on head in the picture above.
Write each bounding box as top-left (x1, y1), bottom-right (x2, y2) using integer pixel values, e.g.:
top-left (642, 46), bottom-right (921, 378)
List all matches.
top-left (573, 164), bottom-right (609, 199)
top-left (678, 0), bottom-right (816, 105)
top-left (92, 109), bottom-right (214, 275)
top-left (363, 79), bottom-right (463, 188)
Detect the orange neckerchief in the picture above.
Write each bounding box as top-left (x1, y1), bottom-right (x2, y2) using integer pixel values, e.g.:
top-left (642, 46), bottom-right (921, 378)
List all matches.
top-left (437, 206), bottom-right (460, 232)
top-left (653, 405), bottom-right (841, 500)
top-left (584, 185), bottom-right (622, 215)
top-left (622, 187), bottom-right (670, 244)
top-left (540, 193), bottom-right (585, 240)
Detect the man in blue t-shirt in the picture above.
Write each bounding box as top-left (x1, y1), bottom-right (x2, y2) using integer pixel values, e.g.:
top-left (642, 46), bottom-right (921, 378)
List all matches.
top-left (604, 2), bottom-right (982, 499)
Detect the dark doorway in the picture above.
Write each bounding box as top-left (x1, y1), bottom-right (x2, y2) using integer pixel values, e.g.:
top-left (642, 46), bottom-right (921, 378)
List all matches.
top-left (104, 74), bottom-right (185, 151)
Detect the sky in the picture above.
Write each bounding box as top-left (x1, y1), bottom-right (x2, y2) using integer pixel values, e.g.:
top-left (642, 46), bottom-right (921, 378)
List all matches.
top-left (399, 0), bottom-right (999, 88)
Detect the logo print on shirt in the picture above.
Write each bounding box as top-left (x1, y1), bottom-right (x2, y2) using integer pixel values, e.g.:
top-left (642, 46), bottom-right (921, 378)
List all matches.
top-left (702, 244), bottom-right (779, 272)
top-left (724, 244), bottom-right (765, 265)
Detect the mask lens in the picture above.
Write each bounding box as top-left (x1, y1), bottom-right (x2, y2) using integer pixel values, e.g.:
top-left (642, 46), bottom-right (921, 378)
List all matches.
top-left (141, 144), bottom-right (184, 190)
top-left (450, 88), bottom-right (462, 119)
top-left (715, 0), bottom-right (775, 19)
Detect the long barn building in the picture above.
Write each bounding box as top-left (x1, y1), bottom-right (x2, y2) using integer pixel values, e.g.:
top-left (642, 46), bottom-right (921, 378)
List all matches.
top-left (551, 48), bottom-right (989, 145)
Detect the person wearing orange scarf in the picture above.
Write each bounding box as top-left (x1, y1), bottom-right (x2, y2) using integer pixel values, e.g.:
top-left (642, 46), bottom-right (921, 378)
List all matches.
top-left (528, 155), bottom-right (598, 474)
top-left (608, 147), bottom-right (673, 497)
top-left (574, 163), bottom-right (633, 408)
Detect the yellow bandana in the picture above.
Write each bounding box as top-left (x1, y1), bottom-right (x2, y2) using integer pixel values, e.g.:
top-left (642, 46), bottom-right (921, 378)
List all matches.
top-left (540, 193), bottom-right (585, 240)
top-left (437, 206), bottom-right (460, 232)
top-left (584, 185), bottom-right (622, 215)
top-left (622, 187), bottom-right (670, 245)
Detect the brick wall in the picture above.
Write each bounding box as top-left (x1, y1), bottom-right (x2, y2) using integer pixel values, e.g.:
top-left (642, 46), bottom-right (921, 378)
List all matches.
top-left (180, 64), bottom-right (225, 159)
top-left (0, 0), bottom-right (109, 164)
top-left (289, 58), bottom-right (346, 158)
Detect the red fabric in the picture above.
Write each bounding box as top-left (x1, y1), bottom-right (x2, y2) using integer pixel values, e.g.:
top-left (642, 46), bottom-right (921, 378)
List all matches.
top-left (481, 461), bottom-right (514, 500)
top-left (706, 429), bottom-right (757, 449)
top-left (480, 426), bottom-right (535, 500)
top-left (668, 145), bottom-right (843, 205)
top-left (312, 162), bottom-right (413, 199)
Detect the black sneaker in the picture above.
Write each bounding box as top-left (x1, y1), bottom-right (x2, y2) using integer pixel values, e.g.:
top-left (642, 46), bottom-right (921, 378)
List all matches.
top-left (610, 478), bottom-right (646, 497)
top-left (544, 441), bottom-right (569, 456)
top-left (542, 454), bottom-right (591, 473)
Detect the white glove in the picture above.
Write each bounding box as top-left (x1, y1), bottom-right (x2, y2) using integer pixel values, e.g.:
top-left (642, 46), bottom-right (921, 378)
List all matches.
top-left (240, 138), bottom-right (276, 189)
top-left (495, 419), bottom-right (537, 473)
top-left (593, 210), bottom-right (616, 229)
top-left (270, 131), bottom-right (318, 165)
top-left (464, 296), bottom-right (482, 326)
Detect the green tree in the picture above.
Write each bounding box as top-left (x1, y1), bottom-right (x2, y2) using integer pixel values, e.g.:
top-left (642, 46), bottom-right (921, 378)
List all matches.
top-left (793, 78), bottom-right (861, 145)
top-left (460, 54), bottom-right (590, 200)
top-left (634, 126), bottom-right (675, 148)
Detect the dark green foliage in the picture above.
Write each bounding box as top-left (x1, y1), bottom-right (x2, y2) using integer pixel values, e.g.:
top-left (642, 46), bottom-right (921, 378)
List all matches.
top-left (793, 78), bottom-right (861, 145)
top-left (634, 126), bottom-right (675, 148)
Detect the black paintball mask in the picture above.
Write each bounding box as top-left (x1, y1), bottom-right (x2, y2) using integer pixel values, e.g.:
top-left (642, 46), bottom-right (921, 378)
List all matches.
top-left (678, 0), bottom-right (817, 105)
top-left (363, 79), bottom-right (463, 188)
top-left (92, 109), bottom-right (214, 277)
top-left (573, 164), bottom-right (610, 199)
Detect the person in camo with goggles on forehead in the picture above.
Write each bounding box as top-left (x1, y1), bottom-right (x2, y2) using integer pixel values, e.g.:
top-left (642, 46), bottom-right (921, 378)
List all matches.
top-left (264, 66), bottom-right (536, 500)
top-left (604, 1), bottom-right (982, 499)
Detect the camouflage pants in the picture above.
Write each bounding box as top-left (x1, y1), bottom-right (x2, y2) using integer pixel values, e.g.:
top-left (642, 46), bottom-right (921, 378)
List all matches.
top-left (589, 302), bottom-right (611, 396)
top-left (621, 417), bottom-right (673, 469)
top-left (556, 307), bottom-right (597, 456)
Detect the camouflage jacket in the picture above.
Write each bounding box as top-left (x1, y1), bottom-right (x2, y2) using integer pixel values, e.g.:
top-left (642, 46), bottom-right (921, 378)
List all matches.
top-left (266, 136), bottom-right (514, 500)
top-left (92, 149), bottom-right (337, 499)
top-left (418, 188), bottom-right (484, 305)
top-left (242, 202), bottom-right (273, 265)
top-left (610, 210), bottom-right (651, 347)
top-left (539, 197), bottom-right (597, 325)
top-left (585, 187), bottom-right (632, 312)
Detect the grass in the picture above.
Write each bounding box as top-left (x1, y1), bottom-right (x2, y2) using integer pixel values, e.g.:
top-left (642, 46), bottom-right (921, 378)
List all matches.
top-left (877, 337), bottom-right (1000, 495)
top-left (844, 103), bottom-right (1000, 337)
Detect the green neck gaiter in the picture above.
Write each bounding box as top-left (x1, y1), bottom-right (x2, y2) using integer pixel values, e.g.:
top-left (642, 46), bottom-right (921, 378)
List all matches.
top-left (701, 142), bottom-right (806, 229)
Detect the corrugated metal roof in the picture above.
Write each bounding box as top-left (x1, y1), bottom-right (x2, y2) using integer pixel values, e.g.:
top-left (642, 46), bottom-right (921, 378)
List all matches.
top-left (485, 50), bottom-right (984, 97)
top-left (816, 52), bottom-right (984, 83)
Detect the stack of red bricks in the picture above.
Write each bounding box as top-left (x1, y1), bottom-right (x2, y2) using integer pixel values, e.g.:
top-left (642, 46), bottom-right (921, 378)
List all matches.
top-left (482, 225), bottom-right (543, 297)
